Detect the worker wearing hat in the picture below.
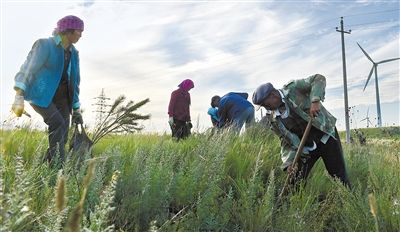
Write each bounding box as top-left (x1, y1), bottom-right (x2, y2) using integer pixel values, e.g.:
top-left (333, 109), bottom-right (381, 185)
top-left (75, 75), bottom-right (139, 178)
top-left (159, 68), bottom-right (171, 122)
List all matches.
top-left (12, 15), bottom-right (85, 164)
top-left (252, 74), bottom-right (350, 187)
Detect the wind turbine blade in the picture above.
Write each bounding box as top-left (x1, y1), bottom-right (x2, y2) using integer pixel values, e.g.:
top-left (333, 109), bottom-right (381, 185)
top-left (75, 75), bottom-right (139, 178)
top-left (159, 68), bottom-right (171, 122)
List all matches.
top-left (367, 107), bottom-right (369, 117)
top-left (360, 118), bottom-right (367, 122)
top-left (357, 42), bottom-right (374, 63)
top-left (363, 66), bottom-right (375, 91)
top-left (378, 57), bottom-right (400, 64)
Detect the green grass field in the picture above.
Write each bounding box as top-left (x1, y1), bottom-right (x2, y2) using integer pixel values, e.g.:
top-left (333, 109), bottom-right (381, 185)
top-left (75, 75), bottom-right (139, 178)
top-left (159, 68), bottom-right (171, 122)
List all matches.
top-left (1, 126), bottom-right (399, 231)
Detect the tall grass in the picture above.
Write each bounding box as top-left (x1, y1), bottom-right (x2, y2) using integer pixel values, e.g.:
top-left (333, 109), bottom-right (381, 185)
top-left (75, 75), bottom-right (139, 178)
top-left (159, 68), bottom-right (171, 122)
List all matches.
top-left (1, 125), bottom-right (399, 231)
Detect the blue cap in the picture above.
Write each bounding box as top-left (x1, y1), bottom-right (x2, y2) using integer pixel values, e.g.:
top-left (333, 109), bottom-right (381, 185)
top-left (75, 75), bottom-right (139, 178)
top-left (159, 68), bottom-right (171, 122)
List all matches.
top-left (252, 83), bottom-right (275, 109)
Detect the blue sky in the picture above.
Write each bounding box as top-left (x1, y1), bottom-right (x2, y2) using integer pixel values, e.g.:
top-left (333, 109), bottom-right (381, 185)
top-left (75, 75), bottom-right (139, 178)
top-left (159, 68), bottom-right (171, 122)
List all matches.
top-left (1, 0), bottom-right (399, 132)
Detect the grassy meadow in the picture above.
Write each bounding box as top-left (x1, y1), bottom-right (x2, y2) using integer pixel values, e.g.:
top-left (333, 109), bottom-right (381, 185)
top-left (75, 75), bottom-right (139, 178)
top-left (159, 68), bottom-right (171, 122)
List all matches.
top-left (0, 125), bottom-right (399, 231)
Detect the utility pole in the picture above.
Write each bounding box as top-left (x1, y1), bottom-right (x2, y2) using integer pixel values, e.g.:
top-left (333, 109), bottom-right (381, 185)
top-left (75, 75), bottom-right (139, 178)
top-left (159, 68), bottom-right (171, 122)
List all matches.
top-left (336, 17), bottom-right (352, 143)
top-left (92, 88), bottom-right (111, 125)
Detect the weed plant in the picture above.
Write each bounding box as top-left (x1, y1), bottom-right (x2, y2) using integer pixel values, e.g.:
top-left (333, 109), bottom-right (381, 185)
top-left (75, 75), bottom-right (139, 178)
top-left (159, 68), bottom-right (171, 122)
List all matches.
top-left (0, 125), bottom-right (399, 231)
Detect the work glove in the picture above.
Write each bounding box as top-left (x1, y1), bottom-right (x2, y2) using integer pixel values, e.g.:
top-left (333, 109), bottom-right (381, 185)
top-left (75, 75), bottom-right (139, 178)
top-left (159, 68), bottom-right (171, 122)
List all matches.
top-left (168, 117), bottom-right (174, 126)
top-left (72, 109), bottom-right (83, 124)
top-left (12, 95), bottom-right (25, 117)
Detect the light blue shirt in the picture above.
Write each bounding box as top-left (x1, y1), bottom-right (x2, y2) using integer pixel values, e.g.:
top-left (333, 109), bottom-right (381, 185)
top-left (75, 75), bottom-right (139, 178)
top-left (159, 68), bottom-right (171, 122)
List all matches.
top-left (207, 107), bottom-right (219, 122)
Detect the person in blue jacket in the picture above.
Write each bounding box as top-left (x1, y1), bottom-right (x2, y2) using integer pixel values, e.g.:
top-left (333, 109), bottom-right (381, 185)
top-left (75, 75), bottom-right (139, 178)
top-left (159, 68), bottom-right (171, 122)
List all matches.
top-left (11, 15), bottom-right (85, 164)
top-left (210, 93), bottom-right (255, 131)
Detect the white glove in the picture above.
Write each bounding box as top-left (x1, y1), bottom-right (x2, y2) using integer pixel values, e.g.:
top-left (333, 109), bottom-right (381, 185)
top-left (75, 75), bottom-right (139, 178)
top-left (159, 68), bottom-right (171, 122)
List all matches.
top-left (12, 95), bottom-right (24, 117)
top-left (168, 117), bottom-right (174, 126)
top-left (303, 141), bottom-right (317, 154)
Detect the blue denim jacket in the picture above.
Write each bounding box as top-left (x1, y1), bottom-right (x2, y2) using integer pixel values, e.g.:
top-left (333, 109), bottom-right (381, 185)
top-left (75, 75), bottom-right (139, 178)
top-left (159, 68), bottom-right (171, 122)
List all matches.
top-left (14, 35), bottom-right (81, 109)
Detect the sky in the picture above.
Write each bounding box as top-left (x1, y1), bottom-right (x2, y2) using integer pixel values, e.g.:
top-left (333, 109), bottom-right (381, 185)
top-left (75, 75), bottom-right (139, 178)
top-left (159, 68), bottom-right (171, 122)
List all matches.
top-left (1, 0), bottom-right (399, 133)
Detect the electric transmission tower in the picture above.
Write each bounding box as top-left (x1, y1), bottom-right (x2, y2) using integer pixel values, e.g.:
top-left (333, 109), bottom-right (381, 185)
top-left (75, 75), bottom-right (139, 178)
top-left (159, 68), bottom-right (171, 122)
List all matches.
top-left (92, 88), bottom-right (111, 125)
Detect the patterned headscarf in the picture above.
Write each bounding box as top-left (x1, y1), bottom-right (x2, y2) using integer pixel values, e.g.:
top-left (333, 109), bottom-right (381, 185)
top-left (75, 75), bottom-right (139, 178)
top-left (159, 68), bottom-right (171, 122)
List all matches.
top-left (53, 15), bottom-right (84, 34)
top-left (178, 79), bottom-right (194, 91)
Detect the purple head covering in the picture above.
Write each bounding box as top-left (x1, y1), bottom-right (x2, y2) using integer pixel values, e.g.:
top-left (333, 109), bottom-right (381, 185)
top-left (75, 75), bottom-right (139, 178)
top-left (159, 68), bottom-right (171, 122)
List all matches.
top-left (53, 15), bottom-right (84, 34)
top-left (178, 79), bottom-right (194, 91)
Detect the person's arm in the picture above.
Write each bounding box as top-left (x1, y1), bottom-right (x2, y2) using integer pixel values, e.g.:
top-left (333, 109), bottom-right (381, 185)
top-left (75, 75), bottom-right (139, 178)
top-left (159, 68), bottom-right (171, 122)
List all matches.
top-left (14, 39), bottom-right (50, 92)
top-left (71, 51), bottom-right (83, 124)
top-left (270, 119), bottom-right (301, 150)
top-left (290, 74), bottom-right (326, 102)
top-left (168, 91), bottom-right (177, 117)
top-left (290, 74), bottom-right (326, 117)
top-left (279, 141), bottom-right (298, 171)
top-left (72, 49), bottom-right (81, 110)
top-left (211, 117), bottom-right (218, 126)
top-left (270, 119), bottom-right (301, 170)
top-left (187, 93), bottom-right (191, 121)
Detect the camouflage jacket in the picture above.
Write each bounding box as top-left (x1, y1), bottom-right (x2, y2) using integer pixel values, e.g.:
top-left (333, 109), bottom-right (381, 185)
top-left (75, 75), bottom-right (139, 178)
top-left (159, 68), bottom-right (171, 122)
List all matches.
top-left (268, 74), bottom-right (337, 169)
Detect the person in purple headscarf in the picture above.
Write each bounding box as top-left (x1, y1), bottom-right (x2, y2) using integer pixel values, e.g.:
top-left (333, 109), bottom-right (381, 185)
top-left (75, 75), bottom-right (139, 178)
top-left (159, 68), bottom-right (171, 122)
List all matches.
top-left (168, 79), bottom-right (194, 140)
top-left (12, 15), bottom-right (85, 164)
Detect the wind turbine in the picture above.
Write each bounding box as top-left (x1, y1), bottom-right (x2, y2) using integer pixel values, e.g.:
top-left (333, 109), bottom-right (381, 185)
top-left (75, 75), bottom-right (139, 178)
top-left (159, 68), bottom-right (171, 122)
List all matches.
top-left (360, 107), bottom-right (373, 128)
top-left (357, 42), bottom-right (400, 127)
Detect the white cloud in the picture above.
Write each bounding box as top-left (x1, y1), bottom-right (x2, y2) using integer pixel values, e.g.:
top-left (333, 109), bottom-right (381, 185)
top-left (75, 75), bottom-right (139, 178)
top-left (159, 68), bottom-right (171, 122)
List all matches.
top-left (1, 1), bottom-right (399, 132)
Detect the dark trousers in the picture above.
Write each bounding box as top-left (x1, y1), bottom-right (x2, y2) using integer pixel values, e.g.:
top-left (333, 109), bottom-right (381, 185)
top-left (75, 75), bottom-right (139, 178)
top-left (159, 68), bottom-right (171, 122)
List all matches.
top-left (171, 119), bottom-right (190, 140)
top-left (292, 129), bottom-right (351, 188)
top-left (31, 99), bottom-right (70, 163)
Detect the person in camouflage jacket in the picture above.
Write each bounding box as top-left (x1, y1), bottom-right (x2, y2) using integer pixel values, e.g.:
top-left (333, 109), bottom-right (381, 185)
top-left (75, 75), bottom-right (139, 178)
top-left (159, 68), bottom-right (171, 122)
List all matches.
top-left (252, 74), bottom-right (350, 187)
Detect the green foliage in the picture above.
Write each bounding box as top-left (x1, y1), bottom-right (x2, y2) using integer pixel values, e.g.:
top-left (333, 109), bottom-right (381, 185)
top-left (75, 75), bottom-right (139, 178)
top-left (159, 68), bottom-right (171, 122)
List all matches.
top-left (86, 171), bottom-right (119, 232)
top-left (1, 126), bottom-right (399, 231)
top-left (0, 130), bottom-right (120, 231)
top-left (339, 126), bottom-right (400, 141)
top-left (0, 155), bottom-right (35, 231)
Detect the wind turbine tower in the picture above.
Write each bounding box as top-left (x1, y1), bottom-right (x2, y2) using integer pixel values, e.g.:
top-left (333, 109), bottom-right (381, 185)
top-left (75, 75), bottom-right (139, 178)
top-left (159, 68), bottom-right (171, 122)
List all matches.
top-left (357, 42), bottom-right (400, 127)
top-left (360, 107), bottom-right (373, 128)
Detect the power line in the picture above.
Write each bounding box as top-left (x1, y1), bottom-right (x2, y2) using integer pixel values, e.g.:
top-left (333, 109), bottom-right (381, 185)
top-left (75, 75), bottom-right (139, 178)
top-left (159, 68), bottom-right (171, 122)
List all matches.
top-left (104, 27), bottom-right (334, 88)
top-left (140, 14), bottom-right (339, 55)
top-left (104, 33), bottom-right (326, 90)
top-left (107, 17), bottom-right (397, 86)
top-left (88, 8), bottom-right (398, 87)
top-left (105, 24), bottom-right (397, 91)
top-left (352, 24), bottom-right (400, 31)
top-left (87, 12), bottom-right (398, 90)
top-left (343, 8), bottom-right (400, 18)
top-left (139, 18), bottom-right (337, 62)
top-left (347, 19), bottom-right (399, 27)
top-left (151, 9), bottom-right (398, 50)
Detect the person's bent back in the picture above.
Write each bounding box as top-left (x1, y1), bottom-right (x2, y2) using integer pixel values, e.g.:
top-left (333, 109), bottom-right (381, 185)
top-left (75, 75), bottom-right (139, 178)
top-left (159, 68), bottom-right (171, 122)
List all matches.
top-left (213, 92), bottom-right (255, 131)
